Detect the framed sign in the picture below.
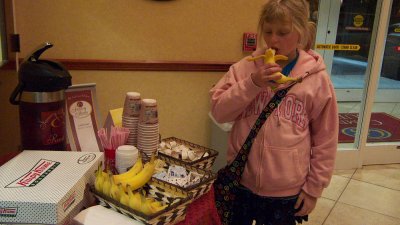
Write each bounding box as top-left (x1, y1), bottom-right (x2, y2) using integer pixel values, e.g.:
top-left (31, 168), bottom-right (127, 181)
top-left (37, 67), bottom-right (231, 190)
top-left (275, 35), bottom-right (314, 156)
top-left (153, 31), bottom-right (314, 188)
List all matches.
top-left (65, 83), bottom-right (103, 152)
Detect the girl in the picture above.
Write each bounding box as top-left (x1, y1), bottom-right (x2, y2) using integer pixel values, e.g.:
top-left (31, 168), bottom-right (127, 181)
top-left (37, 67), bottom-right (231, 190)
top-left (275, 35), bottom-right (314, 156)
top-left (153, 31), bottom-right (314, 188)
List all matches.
top-left (210, 0), bottom-right (338, 224)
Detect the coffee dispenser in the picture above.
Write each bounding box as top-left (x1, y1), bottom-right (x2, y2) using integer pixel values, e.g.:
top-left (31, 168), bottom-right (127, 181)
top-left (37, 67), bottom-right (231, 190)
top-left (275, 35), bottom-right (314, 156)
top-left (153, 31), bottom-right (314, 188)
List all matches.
top-left (9, 42), bottom-right (72, 150)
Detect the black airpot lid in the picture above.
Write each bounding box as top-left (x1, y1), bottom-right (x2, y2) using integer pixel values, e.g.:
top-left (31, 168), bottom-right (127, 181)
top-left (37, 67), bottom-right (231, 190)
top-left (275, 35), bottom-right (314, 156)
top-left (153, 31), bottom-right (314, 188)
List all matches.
top-left (18, 42), bottom-right (72, 92)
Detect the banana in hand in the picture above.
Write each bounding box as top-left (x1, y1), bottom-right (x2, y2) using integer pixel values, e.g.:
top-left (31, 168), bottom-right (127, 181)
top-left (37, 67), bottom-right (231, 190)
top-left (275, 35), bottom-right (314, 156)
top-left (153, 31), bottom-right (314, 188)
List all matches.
top-left (247, 48), bottom-right (301, 85)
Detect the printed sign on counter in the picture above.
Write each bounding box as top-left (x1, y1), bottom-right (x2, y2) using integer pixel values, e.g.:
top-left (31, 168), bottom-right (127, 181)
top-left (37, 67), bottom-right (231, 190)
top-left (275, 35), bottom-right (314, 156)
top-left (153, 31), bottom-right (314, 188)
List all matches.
top-left (65, 83), bottom-right (102, 152)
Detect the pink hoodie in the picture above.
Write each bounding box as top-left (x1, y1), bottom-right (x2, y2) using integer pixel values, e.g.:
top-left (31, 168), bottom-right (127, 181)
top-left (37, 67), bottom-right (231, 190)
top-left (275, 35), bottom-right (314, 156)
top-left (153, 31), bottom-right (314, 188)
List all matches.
top-left (210, 48), bottom-right (338, 198)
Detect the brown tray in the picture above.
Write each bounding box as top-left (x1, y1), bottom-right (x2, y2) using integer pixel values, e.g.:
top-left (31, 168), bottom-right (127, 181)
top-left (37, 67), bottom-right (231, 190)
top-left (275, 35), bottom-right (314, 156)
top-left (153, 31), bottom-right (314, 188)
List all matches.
top-left (92, 184), bottom-right (191, 225)
top-left (159, 137), bottom-right (219, 170)
top-left (151, 159), bottom-right (217, 201)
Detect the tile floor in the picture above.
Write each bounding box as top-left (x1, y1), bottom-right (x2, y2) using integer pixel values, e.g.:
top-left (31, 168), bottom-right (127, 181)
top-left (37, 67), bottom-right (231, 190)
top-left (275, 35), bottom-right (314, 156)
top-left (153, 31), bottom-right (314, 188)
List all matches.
top-left (303, 103), bottom-right (400, 224)
top-left (304, 163), bottom-right (400, 225)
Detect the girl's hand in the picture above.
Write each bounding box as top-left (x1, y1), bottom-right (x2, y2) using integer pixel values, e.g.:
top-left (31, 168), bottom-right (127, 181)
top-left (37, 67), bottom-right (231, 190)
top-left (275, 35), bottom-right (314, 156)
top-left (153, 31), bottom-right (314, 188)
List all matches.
top-left (251, 63), bottom-right (282, 88)
top-left (294, 190), bottom-right (317, 216)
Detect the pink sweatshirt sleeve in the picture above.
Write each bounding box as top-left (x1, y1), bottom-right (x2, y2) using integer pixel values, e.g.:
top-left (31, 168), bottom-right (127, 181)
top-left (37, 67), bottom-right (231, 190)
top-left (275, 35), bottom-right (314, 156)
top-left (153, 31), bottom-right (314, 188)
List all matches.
top-left (210, 60), bottom-right (262, 123)
top-left (303, 79), bottom-right (338, 198)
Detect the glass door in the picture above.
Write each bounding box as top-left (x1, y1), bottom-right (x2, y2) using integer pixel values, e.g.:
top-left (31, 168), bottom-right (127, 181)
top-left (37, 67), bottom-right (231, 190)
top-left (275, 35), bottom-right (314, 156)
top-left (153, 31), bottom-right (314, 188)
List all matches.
top-left (313, 0), bottom-right (399, 168)
top-left (363, 0), bottom-right (400, 165)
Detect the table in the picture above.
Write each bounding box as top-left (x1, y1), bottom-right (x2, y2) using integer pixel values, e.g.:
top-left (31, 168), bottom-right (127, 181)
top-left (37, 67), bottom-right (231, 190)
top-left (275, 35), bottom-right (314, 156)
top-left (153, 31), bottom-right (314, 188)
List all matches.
top-left (176, 186), bottom-right (221, 225)
top-left (0, 151), bottom-right (222, 225)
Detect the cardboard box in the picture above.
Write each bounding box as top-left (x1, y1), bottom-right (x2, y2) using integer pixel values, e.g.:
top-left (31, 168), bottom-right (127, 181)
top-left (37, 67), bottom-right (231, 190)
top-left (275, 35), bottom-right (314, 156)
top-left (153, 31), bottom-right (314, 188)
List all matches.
top-left (0, 151), bottom-right (103, 225)
top-left (103, 107), bottom-right (123, 130)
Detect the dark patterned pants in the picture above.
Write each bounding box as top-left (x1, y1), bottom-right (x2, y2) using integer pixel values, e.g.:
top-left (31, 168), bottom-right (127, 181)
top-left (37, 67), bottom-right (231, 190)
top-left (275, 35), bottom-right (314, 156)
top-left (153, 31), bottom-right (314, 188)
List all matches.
top-left (230, 185), bottom-right (308, 225)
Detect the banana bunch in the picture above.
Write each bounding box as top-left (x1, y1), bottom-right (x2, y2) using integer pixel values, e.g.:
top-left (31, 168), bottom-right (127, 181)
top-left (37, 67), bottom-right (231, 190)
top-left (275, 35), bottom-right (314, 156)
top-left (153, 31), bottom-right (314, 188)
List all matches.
top-left (95, 154), bottom-right (156, 195)
top-left (247, 48), bottom-right (301, 85)
top-left (114, 154), bottom-right (157, 192)
top-left (95, 155), bottom-right (166, 215)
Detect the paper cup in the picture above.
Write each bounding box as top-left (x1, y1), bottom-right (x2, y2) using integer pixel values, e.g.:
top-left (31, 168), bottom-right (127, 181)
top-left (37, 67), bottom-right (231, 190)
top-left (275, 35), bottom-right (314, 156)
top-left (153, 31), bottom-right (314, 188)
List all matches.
top-left (123, 92), bottom-right (141, 117)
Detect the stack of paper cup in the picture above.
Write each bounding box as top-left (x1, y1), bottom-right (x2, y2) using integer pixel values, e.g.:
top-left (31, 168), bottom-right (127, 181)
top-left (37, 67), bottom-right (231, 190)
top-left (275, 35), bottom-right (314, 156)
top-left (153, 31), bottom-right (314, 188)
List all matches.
top-left (137, 99), bottom-right (159, 161)
top-left (122, 92), bottom-right (141, 147)
top-left (115, 145), bottom-right (139, 174)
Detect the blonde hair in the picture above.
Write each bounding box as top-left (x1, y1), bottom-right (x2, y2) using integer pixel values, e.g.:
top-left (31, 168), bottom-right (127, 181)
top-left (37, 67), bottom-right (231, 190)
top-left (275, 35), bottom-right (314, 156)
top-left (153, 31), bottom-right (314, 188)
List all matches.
top-left (257, 0), bottom-right (316, 50)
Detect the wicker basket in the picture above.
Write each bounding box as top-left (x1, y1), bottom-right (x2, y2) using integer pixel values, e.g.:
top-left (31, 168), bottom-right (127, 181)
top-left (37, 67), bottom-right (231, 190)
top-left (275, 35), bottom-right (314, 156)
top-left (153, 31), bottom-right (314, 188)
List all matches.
top-left (92, 184), bottom-right (191, 225)
top-left (159, 137), bottom-right (219, 170)
top-left (151, 159), bottom-right (217, 201)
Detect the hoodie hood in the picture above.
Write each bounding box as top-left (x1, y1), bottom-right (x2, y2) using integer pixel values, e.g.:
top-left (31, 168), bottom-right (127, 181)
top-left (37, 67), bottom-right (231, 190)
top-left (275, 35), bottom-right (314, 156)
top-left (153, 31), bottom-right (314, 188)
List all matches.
top-left (296, 49), bottom-right (327, 78)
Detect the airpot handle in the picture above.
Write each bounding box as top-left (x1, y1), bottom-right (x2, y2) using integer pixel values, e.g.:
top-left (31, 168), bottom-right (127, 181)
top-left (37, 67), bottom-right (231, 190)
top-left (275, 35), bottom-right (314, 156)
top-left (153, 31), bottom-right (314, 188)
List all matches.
top-left (24, 42), bottom-right (53, 62)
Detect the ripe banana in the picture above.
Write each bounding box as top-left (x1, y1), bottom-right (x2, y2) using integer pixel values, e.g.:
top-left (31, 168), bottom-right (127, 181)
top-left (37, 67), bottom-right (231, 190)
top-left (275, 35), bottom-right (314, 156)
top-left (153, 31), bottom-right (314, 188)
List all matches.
top-left (139, 193), bottom-right (167, 215)
top-left (116, 155), bottom-right (157, 192)
top-left (113, 155), bottom-right (143, 184)
top-left (127, 186), bottom-right (142, 212)
top-left (95, 161), bottom-right (107, 192)
top-left (124, 184), bottom-right (168, 215)
top-left (148, 199), bottom-right (167, 213)
top-left (247, 48), bottom-right (301, 85)
top-left (118, 183), bottom-right (130, 207)
top-left (139, 191), bottom-right (153, 215)
top-left (109, 173), bottom-right (120, 201)
top-left (102, 172), bottom-right (112, 197)
top-left (150, 200), bottom-right (162, 208)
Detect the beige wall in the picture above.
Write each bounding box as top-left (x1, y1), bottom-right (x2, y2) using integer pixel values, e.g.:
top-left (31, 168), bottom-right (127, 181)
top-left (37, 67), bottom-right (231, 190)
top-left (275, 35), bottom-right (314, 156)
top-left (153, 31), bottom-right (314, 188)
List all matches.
top-left (0, 0), bottom-right (266, 155)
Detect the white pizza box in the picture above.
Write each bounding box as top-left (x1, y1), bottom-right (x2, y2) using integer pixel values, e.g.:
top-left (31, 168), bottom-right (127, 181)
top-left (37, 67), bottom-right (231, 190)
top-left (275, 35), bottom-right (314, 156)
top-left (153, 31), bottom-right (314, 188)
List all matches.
top-left (0, 150), bottom-right (103, 225)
